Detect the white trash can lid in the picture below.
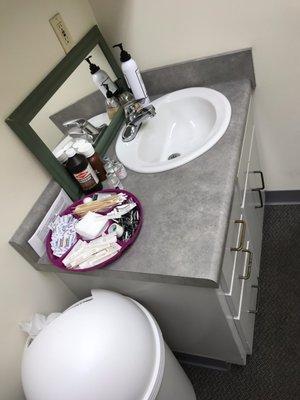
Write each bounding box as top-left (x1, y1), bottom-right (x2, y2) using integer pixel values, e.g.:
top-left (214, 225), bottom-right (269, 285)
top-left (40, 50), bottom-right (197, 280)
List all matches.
top-left (22, 290), bottom-right (165, 400)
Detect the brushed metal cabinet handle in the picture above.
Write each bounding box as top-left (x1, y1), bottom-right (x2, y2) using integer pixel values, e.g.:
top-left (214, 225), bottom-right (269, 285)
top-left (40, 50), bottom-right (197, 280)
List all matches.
top-left (231, 219), bottom-right (246, 252)
top-left (239, 248), bottom-right (253, 280)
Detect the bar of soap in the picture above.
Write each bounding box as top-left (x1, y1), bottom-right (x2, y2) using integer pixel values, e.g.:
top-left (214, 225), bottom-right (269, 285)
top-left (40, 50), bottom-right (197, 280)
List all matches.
top-left (75, 212), bottom-right (108, 240)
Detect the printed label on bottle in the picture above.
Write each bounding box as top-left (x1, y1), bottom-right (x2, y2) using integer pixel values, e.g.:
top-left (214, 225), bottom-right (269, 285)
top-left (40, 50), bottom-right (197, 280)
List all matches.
top-left (101, 77), bottom-right (117, 94)
top-left (73, 164), bottom-right (99, 191)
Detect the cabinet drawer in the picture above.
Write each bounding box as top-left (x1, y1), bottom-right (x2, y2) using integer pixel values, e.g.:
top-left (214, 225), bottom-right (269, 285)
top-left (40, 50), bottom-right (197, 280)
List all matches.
top-left (221, 186), bottom-right (243, 292)
top-left (233, 243), bottom-right (259, 354)
top-left (237, 97), bottom-right (254, 199)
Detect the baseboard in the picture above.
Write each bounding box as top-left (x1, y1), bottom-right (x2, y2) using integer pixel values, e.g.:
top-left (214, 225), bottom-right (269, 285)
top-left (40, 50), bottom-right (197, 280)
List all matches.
top-left (174, 352), bottom-right (230, 371)
top-left (265, 190), bottom-right (300, 205)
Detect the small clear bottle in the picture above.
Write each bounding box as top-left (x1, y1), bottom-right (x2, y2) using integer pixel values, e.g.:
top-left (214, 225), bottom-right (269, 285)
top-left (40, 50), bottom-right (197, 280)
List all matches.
top-left (104, 161), bottom-right (115, 175)
top-left (113, 161), bottom-right (127, 180)
top-left (102, 155), bottom-right (111, 164)
top-left (106, 172), bottom-right (123, 189)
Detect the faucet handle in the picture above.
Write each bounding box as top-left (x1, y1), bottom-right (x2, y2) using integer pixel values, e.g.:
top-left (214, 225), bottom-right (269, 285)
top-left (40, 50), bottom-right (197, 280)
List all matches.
top-left (63, 118), bottom-right (87, 128)
top-left (63, 119), bottom-right (77, 128)
top-left (123, 99), bottom-right (145, 121)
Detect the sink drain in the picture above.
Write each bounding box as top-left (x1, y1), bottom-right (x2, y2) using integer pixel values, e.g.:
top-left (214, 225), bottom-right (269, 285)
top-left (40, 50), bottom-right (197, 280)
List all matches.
top-left (168, 153), bottom-right (181, 160)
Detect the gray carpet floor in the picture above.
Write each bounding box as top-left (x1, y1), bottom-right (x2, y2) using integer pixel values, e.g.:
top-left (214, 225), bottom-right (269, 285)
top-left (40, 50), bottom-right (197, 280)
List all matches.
top-left (183, 205), bottom-right (300, 400)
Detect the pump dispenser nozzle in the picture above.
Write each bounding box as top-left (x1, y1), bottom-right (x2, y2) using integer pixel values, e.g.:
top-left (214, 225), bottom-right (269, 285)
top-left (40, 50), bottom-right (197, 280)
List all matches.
top-left (113, 43), bottom-right (131, 62)
top-left (85, 56), bottom-right (100, 74)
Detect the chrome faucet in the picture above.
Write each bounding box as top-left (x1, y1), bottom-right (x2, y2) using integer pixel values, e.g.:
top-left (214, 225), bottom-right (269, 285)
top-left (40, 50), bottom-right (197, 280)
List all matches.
top-left (122, 99), bottom-right (156, 142)
top-left (63, 118), bottom-right (107, 143)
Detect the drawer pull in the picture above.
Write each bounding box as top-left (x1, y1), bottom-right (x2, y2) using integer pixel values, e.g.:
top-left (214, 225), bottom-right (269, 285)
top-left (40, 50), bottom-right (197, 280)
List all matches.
top-left (252, 170), bottom-right (265, 191)
top-left (230, 219), bottom-right (246, 252)
top-left (249, 282), bottom-right (260, 314)
top-left (239, 248), bottom-right (252, 280)
top-left (254, 189), bottom-right (264, 209)
top-left (251, 170), bottom-right (264, 208)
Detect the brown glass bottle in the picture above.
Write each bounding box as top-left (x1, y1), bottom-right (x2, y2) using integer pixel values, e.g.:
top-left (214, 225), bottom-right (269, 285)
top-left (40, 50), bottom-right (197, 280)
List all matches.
top-left (77, 142), bottom-right (107, 182)
top-left (65, 148), bottom-right (103, 193)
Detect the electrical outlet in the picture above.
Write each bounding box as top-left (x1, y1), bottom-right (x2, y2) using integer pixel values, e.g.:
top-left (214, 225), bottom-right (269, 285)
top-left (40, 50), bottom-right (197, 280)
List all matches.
top-left (49, 13), bottom-right (74, 54)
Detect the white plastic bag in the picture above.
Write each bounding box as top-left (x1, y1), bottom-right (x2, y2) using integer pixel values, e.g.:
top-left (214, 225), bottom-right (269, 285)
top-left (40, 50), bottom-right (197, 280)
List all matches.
top-left (19, 313), bottom-right (61, 339)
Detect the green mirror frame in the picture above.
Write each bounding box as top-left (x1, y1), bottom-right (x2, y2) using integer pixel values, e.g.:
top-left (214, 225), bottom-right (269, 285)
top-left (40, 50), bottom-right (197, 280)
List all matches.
top-left (6, 25), bottom-right (127, 200)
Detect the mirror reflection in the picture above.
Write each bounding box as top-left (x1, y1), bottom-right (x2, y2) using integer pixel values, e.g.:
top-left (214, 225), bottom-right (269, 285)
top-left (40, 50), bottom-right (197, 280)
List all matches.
top-left (30, 45), bottom-right (117, 156)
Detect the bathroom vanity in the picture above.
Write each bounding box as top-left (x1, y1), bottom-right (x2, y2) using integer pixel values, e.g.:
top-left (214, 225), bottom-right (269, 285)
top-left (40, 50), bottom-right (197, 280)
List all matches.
top-left (51, 82), bottom-right (264, 366)
top-left (9, 28), bottom-right (264, 366)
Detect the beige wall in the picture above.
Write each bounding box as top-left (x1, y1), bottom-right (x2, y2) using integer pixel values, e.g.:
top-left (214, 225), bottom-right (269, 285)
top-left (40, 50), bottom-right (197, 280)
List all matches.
top-left (89, 0), bottom-right (300, 190)
top-left (0, 1), bottom-right (98, 398)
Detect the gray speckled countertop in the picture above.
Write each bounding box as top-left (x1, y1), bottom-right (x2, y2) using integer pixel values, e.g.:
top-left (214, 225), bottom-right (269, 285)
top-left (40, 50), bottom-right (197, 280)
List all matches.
top-left (99, 79), bottom-right (251, 287)
top-left (10, 50), bottom-right (254, 288)
top-left (35, 78), bottom-right (251, 287)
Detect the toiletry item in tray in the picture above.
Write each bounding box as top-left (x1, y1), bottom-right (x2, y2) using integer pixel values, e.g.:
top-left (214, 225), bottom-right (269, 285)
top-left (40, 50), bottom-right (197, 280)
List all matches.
top-left (45, 189), bottom-right (143, 272)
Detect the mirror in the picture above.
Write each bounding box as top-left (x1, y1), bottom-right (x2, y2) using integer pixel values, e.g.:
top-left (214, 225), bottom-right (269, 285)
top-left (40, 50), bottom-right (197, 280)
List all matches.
top-left (6, 26), bottom-right (127, 200)
top-left (30, 45), bottom-right (115, 151)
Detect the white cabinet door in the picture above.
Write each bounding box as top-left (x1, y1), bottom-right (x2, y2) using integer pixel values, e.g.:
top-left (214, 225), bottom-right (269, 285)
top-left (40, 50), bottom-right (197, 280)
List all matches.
top-left (243, 130), bottom-right (265, 270)
top-left (233, 240), bottom-right (259, 354)
top-left (224, 214), bottom-right (259, 317)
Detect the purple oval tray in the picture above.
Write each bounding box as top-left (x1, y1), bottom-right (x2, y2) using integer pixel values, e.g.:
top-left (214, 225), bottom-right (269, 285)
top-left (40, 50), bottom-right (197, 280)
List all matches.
top-left (45, 188), bottom-right (143, 272)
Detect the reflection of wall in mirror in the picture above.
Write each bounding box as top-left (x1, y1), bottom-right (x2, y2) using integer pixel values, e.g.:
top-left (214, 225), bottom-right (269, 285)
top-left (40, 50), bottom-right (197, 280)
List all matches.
top-left (30, 45), bottom-right (116, 151)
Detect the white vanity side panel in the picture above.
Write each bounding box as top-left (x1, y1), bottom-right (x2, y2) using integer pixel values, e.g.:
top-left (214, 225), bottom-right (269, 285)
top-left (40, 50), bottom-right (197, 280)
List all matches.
top-left (237, 96), bottom-right (254, 198)
top-left (57, 274), bottom-right (246, 365)
top-left (242, 129), bottom-right (265, 270)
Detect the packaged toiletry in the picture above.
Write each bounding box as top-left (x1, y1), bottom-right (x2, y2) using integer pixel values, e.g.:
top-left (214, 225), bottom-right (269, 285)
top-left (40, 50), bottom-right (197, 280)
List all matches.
top-left (49, 214), bottom-right (77, 257)
top-left (62, 235), bottom-right (121, 269)
top-left (113, 43), bottom-right (150, 105)
top-left (104, 84), bottom-right (120, 120)
top-left (73, 193), bottom-right (127, 217)
top-left (75, 211), bottom-right (108, 241)
top-left (85, 55), bottom-right (117, 97)
top-left (108, 223), bottom-right (124, 238)
top-left (77, 142), bottom-right (107, 182)
top-left (65, 148), bottom-right (102, 193)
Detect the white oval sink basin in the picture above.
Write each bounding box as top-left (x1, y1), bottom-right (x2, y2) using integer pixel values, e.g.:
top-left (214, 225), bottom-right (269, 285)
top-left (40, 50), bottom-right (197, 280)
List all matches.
top-left (116, 87), bottom-right (231, 173)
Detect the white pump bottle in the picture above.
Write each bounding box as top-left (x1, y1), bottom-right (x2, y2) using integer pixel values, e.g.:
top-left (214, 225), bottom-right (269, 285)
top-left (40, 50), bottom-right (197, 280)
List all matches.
top-left (85, 56), bottom-right (117, 98)
top-left (113, 43), bottom-right (150, 106)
